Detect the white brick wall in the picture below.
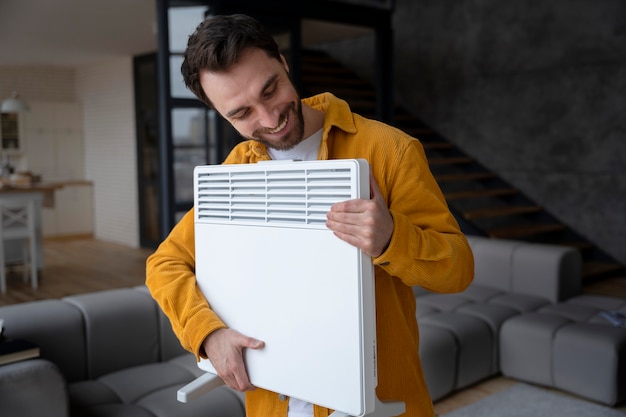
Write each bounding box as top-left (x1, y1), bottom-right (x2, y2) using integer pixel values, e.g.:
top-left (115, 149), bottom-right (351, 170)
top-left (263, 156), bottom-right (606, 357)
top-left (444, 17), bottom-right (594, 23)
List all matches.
top-left (0, 67), bottom-right (75, 102)
top-left (75, 58), bottom-right (139, 248)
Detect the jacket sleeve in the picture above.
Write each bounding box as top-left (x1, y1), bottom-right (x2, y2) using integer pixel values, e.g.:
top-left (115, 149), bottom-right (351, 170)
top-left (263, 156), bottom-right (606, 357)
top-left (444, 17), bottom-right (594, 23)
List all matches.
top-left (373, 138), bottom-right (474, 293)
top-left (145, 209), bottom-right (226, 360)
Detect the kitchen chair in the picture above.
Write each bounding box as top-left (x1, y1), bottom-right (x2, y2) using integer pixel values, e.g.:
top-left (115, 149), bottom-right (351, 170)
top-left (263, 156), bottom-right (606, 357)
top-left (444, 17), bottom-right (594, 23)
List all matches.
top-left (0, 197), bottom-right (38, 294)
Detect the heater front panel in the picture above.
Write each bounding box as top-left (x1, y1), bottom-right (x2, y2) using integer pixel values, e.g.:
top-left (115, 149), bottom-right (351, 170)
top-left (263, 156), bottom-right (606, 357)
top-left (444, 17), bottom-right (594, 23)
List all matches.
top-left (194, 160), bottom-right (375, 416)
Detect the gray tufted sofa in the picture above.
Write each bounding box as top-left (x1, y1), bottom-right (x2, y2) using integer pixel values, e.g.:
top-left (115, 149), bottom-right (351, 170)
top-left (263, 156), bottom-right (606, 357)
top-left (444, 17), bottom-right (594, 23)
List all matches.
top-left (0, 287), bottom-right (245, 417)
top-left (416, 235), bottom-right (626, 406)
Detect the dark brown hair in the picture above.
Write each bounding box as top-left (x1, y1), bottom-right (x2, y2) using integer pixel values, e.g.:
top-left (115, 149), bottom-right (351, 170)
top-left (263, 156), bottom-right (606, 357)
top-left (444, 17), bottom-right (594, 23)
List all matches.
top-left (181, 14), bottom-right (282, 108)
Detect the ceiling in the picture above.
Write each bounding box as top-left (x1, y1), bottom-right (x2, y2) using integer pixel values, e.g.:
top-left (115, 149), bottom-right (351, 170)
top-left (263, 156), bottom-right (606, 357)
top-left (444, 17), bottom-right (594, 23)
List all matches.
top-left (0, 0), bottom-right (374, 68)
top-left (0, 0), bottom-right (157, 67)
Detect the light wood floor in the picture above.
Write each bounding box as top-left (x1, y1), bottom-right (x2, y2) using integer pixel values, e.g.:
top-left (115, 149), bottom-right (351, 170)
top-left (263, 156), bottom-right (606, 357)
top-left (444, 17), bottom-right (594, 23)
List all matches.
top-left (0, 236), bottom-right (152, 306)
top-left (0, 237), bottom-right (624, 414)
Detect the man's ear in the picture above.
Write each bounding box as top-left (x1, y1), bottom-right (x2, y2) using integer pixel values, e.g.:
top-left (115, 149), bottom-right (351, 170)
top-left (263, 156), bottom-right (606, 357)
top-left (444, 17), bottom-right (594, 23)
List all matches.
top-left (280, 54), bottom-right (290, 73)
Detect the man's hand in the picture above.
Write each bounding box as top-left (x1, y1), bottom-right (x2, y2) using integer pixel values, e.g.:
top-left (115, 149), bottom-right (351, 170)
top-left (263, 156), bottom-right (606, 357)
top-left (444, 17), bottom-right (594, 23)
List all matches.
top-left (326, 173), bottom-right (393, 257)
top-left (203, 328), bottom-right (265, 392)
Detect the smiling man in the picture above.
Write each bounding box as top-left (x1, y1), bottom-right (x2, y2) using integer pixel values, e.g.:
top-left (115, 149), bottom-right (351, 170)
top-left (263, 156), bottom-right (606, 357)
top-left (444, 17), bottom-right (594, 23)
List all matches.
top-left (146, 13), bottom-right (474, 417)
top-left (200, 48), bottom-right (312, 150)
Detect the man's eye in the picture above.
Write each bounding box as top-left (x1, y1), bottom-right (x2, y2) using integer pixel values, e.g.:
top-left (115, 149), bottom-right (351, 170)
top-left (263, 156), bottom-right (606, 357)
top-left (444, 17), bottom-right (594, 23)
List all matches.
top-left (263, 85), bottom-right (277, 99)
top-left (233, 110), bottom-right (249, 120)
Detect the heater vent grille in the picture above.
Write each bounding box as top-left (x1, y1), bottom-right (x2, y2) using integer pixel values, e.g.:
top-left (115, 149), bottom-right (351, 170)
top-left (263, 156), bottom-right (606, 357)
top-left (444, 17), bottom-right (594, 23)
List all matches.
top-left (195, 162), bottom-right (363, 228)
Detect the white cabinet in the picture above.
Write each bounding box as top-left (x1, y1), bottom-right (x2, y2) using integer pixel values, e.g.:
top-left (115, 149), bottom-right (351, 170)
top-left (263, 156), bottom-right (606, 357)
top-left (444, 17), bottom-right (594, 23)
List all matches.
top-left (20, 101), bottom-right (84, 180)
top-left (42, 183), bottom-right (93, 237)
top-left (16, 101), bottom-right (93, 237)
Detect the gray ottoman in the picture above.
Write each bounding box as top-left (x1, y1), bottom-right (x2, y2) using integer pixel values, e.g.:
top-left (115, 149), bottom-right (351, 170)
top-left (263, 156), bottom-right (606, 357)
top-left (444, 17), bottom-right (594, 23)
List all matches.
top-left (420, 312), bottom-right (494, 390)
top-left (417, 323), bottom-right (458, 401)
top-left (499, 294), bottom-right (626, 405)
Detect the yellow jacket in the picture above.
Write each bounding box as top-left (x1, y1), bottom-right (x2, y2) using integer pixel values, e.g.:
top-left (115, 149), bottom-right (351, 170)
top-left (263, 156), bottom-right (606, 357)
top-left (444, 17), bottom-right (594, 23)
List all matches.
top-left (146, 93), bottom-right (474, 417)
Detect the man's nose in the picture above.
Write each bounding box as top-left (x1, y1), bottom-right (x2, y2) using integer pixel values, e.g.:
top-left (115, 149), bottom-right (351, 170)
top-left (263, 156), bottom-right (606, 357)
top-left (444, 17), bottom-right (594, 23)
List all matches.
top-left (258, 104), bottom-right (280, 129)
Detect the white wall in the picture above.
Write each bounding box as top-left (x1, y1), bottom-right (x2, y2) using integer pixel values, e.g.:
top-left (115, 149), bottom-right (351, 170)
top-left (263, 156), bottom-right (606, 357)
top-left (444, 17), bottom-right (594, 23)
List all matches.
top-left (75, 58), bottom-right (139, 248)
top-left (0, 67), bottom-right (75, 102)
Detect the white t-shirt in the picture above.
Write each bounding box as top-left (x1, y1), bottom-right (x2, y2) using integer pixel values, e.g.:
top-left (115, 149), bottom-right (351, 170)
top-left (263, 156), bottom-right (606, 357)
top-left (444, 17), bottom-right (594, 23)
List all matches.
top-left (266, 128), bottom-right (322, 162)
top-left (267, 128), bottom-right (322, 417)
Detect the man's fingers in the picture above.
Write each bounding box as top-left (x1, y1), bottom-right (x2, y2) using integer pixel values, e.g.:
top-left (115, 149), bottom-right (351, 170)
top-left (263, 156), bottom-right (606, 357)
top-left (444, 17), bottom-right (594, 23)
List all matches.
top-left (369, 172), bottom-right (382, 200)
top-left (204, 329), bottom-right (264, 392)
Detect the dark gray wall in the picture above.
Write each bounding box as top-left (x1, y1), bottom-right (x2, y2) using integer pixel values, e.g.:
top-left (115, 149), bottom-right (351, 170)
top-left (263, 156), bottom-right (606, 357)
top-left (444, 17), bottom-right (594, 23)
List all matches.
top-left (319, 0), bottom-right (626, 265)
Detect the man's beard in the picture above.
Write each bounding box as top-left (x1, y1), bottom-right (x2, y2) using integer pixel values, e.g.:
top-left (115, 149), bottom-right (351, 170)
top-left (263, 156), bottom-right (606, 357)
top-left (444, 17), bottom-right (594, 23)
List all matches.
top-left (250, 100), bottom-right (305, 151)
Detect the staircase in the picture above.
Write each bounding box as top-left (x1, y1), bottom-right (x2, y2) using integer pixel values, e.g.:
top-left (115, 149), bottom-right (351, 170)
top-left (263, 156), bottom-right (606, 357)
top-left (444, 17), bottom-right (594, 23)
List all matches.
top-left (299, 49), bottom-right (625, 285)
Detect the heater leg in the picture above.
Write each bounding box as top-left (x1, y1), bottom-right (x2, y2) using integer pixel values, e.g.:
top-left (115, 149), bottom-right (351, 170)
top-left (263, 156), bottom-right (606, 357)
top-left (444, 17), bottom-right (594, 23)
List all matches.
top-left (177, 373), bottom-right (225, 403)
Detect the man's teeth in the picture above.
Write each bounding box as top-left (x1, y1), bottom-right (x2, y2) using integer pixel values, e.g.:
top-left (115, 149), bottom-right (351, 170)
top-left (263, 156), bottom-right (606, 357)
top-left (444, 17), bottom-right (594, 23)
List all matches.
top-left (269, 116), bottom-right (287, 134)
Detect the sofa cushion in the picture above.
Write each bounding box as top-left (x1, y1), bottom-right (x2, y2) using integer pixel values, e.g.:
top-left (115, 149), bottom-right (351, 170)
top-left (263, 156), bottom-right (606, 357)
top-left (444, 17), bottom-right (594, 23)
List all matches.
top-left (487, 292), bottom-right (549, 313)
top-left (417, 323), bottom-right (458, 401)
top-left (64, 288), bottom-right (160, 379)
top-left (465, 236), bottom-right (582, 303)
top-left (68, 360), bottom-right (203, 415)
top-left (455, 303), bottom-right (520, 373)
top-left (457, 285), bottom-right (503, 303)
top-left (0, 299), bottom-right (87, 382)
top-left (466, 236), bottom-right (522, 291)
top-left (98, 362), bottom-right (195, 404)
top-left (510, 242), bottom-right (581, 302)
top-left (0, 359), bottom-right (68, 417)
top-left (416, 293), bottom-right (473, 314)
top-left (500, 296), bottom-right (626, 406)
top-left (553, 322), bottom-right (626, 405)
top-left (566, 294), bottom-right (626, 310)
top-left (499, 312), bottom-right (570, 386)
top-left (134, 286), bottom-right (188, 361)
top-left (69, 380), bottom-right (122, 409)
top-left (420, 312), bottom-right (494, 389)
top-left (167, 353), bottom-right (205, 378)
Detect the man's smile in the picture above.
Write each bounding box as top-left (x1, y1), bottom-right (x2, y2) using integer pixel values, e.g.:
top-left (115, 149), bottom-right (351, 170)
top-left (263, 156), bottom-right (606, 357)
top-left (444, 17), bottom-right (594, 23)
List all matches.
top-left (267, 113), bottom-right (288, 134)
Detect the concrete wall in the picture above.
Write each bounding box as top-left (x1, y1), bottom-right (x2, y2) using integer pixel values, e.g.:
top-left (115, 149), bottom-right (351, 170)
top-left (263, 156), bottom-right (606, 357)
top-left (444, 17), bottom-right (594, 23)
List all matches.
top-left (321, 0), bottom-right (626, 265)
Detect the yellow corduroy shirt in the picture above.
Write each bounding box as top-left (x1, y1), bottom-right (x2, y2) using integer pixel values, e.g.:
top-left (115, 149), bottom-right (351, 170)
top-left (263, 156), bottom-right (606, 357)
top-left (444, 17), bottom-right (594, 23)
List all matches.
top-left (146, 92), bottom-right (474, 417)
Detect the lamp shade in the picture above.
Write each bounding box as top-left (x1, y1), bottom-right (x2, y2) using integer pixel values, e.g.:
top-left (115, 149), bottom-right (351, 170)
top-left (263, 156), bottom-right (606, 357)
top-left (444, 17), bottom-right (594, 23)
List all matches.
top-left (1, 92), bottom-right (29, 113)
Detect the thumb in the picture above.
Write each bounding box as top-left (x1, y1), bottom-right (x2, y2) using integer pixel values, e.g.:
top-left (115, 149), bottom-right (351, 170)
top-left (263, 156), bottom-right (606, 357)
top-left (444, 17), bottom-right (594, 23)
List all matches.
top-left (369, 172), bottom-right (383, 200)
top-left (244, 337), bottom-right (265, 350)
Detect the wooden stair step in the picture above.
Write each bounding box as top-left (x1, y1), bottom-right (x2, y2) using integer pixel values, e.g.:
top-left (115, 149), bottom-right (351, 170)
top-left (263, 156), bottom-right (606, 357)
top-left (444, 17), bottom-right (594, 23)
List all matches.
top-left (462, 205), bottom-right (542, 220)
top-left (422, 141), bottom-right (455, 150)
top-left (401, 127), bottom-right (435, 136)
top-left (487, 223), bottom-right (566, 239)
top-left (429, 157), bottom-right (474, 165)
top-left (445, 188), bottom-right (518, 200)
top-left (583, 261), bottom-right (625, 279)
top-left (555, 241), bottom-right (595, 251)
top-left (582, 275), bottom-right (626, 297)
top-left (435, 172), bottom-right (497, 182)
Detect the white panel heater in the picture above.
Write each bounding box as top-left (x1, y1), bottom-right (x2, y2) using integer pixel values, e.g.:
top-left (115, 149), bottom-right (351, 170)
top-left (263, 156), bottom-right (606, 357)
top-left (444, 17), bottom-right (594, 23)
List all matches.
top-left (194, 159), bottom-right (377, 416)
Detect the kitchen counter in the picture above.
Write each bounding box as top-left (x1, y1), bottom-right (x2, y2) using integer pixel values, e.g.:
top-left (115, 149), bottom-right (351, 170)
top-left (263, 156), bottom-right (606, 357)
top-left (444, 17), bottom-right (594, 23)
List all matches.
top-left (0, 180), bottom-right (92, 208)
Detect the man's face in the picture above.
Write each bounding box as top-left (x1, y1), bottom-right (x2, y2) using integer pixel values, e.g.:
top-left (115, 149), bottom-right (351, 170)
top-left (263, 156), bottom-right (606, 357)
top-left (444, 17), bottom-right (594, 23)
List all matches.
top-left (200, 48), bottom-right (305, 151)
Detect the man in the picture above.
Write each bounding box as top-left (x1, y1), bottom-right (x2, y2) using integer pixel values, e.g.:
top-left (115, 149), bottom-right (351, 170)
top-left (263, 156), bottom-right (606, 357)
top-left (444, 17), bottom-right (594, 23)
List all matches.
top-left (146, 13), bottom-right (474, 417)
